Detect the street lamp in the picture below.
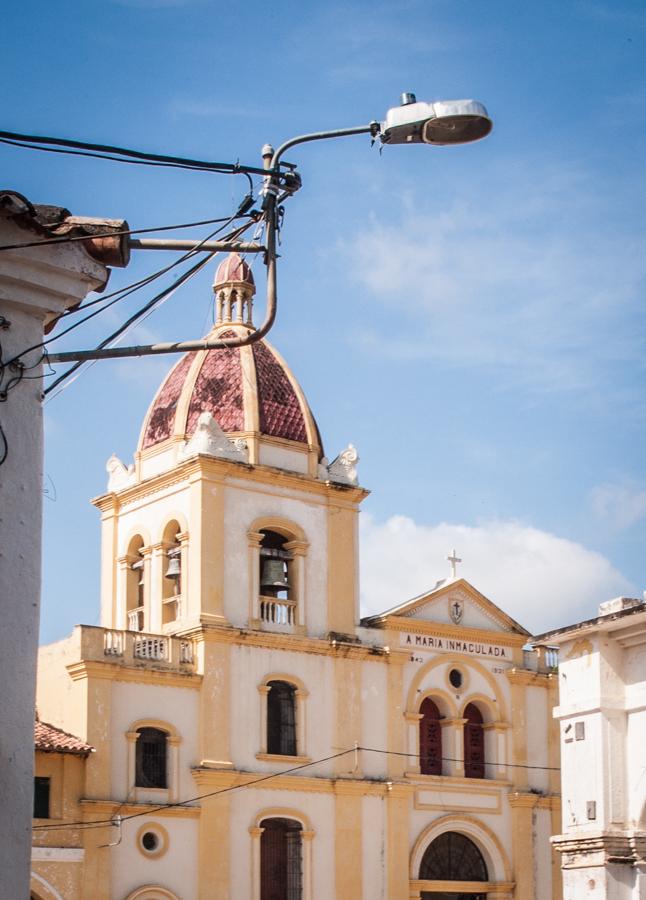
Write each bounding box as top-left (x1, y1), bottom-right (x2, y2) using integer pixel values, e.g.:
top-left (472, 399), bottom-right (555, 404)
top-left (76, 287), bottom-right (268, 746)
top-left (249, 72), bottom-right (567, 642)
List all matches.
top-left (47, 92), bottom-right (492, 365)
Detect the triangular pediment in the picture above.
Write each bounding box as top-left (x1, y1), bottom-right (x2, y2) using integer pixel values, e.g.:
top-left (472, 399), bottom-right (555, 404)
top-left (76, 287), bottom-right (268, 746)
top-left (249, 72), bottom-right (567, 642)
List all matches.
top-left (364, 578), bottom-right (529, 636)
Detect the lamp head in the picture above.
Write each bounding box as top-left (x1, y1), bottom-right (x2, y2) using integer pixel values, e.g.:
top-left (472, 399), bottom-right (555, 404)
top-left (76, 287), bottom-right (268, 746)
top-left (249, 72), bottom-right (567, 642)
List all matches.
top-left (381, 96), bottom-right (492, 146)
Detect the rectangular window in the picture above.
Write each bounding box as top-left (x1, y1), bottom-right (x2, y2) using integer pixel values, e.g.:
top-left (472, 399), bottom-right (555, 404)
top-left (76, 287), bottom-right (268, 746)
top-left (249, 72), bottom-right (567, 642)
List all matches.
top-left (34, 777), bottom-right (50, 819)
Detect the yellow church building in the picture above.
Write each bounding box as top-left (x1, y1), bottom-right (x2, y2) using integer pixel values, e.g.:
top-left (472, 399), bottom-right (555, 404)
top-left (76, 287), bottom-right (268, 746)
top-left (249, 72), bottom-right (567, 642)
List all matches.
top-left (32, 255), bottom-right (560, 900)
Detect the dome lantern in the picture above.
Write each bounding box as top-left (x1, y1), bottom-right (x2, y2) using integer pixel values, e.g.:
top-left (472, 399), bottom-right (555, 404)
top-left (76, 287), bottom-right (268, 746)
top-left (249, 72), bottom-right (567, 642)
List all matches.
top-left (213, 252), bottom-right (255, 329)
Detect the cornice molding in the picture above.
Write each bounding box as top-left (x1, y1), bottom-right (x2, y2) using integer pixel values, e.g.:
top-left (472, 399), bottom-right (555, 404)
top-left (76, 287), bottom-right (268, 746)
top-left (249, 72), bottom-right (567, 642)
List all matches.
top-left (66, 660), bottom-right (202, 689)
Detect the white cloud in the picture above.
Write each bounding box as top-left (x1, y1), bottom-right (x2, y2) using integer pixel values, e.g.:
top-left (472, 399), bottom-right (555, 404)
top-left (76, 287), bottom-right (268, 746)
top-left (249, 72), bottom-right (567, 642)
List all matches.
top-left (359, 514), bottom-right (634, 633)
top-left (346, 161), bottom-right (646, 402)
top-left (590, 482), bottom-right (646, 529)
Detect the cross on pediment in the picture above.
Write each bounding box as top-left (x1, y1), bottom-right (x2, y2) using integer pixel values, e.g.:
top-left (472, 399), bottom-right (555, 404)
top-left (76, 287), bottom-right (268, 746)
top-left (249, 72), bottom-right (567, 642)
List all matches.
top-left (446, 549), bottom-right (462, 579)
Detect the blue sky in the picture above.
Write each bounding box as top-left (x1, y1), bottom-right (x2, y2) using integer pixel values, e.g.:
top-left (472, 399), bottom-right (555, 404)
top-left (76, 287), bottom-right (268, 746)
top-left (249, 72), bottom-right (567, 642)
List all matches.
top-left (3, 0), bottom-right (645, 641)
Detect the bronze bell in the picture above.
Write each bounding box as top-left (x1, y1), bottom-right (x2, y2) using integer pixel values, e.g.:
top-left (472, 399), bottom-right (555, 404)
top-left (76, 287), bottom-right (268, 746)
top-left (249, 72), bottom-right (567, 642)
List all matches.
top-left (260, 557), bottom-right (289, 593)
top-left (165, 554), bottom-right (181, 580)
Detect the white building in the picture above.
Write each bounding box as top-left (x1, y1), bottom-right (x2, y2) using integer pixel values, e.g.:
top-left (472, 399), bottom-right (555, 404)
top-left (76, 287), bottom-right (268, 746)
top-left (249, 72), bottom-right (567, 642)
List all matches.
top-left (536, 596), bottom-right (646, 899)
top-left (33, 254), bottom-right (560, 900)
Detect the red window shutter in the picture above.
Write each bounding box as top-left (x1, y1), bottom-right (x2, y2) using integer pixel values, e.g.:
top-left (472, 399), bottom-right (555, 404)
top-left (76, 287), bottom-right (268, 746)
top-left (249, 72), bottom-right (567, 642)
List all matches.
top-left (464, 703), bottom-right (485, 779)
top-left (419, 698), bottom-right (442, 775)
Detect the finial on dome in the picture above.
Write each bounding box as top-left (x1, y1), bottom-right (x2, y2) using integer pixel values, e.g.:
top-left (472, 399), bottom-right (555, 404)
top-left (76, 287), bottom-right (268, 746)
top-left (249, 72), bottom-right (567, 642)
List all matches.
top-left (213, 252), bottom-right (256, 329)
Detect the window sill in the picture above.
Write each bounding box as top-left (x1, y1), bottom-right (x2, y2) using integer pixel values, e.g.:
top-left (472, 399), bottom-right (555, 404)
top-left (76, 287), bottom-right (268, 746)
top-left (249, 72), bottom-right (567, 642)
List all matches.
top-left (404, 771), bottom-right (512, 788)
top-left (256, 753), bottom-right (312, 765)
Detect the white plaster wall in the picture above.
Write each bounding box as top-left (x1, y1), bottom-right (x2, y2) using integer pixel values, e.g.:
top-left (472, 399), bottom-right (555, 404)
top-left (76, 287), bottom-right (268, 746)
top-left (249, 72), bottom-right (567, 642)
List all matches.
top-left (559, 711), bottom-right (603, 832)
top-left (413, 591), bottom-right (513, 633)
top-left (229, 644), bottom-right (335, 776)
top-left (222, 480), bottom-right (329, 635)
top-left (625, 709), bottom-right (646, 827)
top-left (139, 445), bottom-right (178, 480)
top-left (361, 664), bottom-right (388, 779)
top-left (110, 682), bottom-right (199, 801)
top-left (258, 442), bottom-right (309, 474)
top-left (362, 795), bottom-right (387, 900)
top-left (110, 816), bottom-right (199, 900)
top-left (525, 685), bottom-right (550, 793)
top-left (228, 788), bottom-right (336, 900)
top-left (556, 642), bottom-right (601, 713)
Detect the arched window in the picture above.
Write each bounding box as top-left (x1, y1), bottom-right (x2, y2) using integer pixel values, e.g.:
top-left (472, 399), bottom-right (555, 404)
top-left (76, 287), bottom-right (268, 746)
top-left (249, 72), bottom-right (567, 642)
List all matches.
top-left (127, 535), bottom-right (145, 632)
top-left (420, 831), bottom-right (488, 897)
top-left (464, 703), bottom-right (485, 779)
top-left (161, 520), bottom-right (182, 625)
top-left (259, 530), bottom-right (294, 626)
top-left (419, 698), bottom-right (442, 776)
top-left (260, 817), bottom-right (303, 900)
top-left (135, 727), bottom-right (168, 788)
top-left (267, 681), bottom-right (297, 756)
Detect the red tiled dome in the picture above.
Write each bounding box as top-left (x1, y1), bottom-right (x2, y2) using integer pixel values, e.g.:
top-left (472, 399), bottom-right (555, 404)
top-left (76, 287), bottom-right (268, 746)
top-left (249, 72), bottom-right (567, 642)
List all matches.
top-left (214, 252), bottom-right (254, 287)
top-left (139, 336), bottom-right (321, 455)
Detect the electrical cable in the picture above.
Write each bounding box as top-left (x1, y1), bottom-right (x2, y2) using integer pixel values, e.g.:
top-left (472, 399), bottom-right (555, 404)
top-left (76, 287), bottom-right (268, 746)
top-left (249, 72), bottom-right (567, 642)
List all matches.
top-left (0, 129), bottom-right (271, 178)
top-left (32, 743), bottom-right (561, 834)
top-left (358, 745), bottom-right (561, 772)
top-left (41, 216), bottom-right (260, 398)
top-left (6, 215), bottom-right (257, 368)
top-left (0, 213), bottom-right (257, 253)
top-left (43, 251), bottom-right (215, 397)
top-left (32, 748), bottom-right (356, 832)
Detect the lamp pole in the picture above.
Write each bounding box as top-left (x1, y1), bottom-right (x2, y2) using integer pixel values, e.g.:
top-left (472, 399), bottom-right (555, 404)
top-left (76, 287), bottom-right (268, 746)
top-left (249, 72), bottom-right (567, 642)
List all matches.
top-left (46, 93), bottom-right (492, 364)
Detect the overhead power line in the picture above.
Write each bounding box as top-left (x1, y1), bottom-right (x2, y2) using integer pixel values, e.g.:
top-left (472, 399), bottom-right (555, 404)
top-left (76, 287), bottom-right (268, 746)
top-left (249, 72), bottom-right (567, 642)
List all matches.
top-left (32, 748), bottom-right (356, 832)
top-left (32, 744), bottom-right (560, 834)
top-left (0, 129), bottom-right (272, 178)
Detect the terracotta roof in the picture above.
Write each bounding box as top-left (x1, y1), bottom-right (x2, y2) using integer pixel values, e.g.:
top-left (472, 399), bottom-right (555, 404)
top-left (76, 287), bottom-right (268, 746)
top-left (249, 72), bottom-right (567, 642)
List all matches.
top-left (34, 720), bottom-right (93, 757)
top-left (214, 251), bottom-right (254, 287)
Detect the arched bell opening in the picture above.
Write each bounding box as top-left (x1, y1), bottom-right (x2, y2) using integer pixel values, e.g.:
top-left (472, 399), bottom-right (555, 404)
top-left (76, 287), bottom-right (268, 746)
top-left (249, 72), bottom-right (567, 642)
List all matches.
top-left (259, 530), bottom-right (295, 626)
top-left (126, 535), bottom-right (145, 632)
top-left (161, 519), bottom-right (182, 625)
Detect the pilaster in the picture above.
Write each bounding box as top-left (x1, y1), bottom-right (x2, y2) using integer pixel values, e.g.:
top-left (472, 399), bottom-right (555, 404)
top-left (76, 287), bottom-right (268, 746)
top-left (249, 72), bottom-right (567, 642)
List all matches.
top-left (335, 789), bottom-right (363, 897)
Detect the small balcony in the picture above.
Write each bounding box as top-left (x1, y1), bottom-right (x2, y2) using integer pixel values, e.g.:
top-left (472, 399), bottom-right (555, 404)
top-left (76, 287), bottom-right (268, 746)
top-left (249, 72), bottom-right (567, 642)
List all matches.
top-left (75, 624), bottom-right (196, 673)
top-left (259, 594), bottom-right (297, 627)
top-left (523, 645), bottom-right (559, 673)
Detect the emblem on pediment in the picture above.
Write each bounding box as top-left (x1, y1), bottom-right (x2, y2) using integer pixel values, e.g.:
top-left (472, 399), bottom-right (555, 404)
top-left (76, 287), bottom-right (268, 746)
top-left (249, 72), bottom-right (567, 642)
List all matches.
top-left (449, 596), bottom-right (464, 625)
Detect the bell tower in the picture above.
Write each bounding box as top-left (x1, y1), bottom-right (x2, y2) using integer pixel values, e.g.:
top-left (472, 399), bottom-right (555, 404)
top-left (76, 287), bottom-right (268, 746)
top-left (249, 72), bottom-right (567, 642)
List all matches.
top-left (94, 255), bottom-right (368, 642)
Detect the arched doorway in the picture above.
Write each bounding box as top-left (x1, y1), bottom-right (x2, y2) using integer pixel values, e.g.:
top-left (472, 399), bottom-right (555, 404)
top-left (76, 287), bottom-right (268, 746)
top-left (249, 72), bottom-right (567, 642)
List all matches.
top-left (260, 817), bottom-right (303, 900)
top-left (419, 831), bottom-right (488, 898)
top-left (463, 703), bottom-right (485, 778)
top-left (419, 697), bottom-right (442, 775)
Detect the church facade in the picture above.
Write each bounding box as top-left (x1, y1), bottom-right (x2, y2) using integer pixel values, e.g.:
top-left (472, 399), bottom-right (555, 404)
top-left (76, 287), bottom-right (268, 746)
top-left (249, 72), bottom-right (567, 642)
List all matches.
top-left (33, 255), bottom-right (560, 900)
